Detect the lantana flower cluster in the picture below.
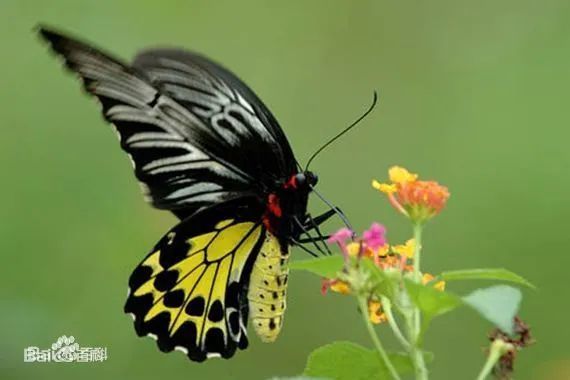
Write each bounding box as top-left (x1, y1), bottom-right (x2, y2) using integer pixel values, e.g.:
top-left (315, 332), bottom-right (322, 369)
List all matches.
top-left (322, 222), bottom-right (445, 324)
top-left (309, 166), bottom-right (532, 380)
top-left (372, 166), bottom-right (450, 224)
top-left (321, 166), bottom-right (448, 325)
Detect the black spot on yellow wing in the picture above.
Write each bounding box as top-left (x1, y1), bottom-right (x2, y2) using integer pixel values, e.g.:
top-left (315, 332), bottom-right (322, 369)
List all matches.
top-left (208, 300), bottom-right (224, 322)
top-left (185, 297), bottom-right (205, 316)
top-left (205, 328), bottom-right (225, 354)
top-left (129, 265), bottom-right (153, 290)
top-left (163, 289), bottom-right (185, 308)
top-left (124, 202), bottom-right (265, 361)
top-left (154, 270), bottom-right (178, 291)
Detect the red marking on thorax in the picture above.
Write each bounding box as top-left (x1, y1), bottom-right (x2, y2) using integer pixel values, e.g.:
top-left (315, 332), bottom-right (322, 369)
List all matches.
top-left (267, 193), bottom-right (282, 217)
top-left (283, 175), bottom-right (297, 189)
top-left (263, 175), bottom-right (298, 234)
top-left (263, 193), bottom-right (282, 234)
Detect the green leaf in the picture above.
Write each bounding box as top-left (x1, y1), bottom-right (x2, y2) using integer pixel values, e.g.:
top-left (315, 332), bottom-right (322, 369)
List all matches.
top-left (404, 279), bottom-right (463, 342)
top-left (304, 341), bottom-right (420, 380)
top-left (360, 258), bottom-right (400, 300)
top-left (439, 268), bottom-right (535, 289)
top-left (404, 279), bottom-right (463, 319)
top-left (289, 256), bottom-right (344, 278)
top-left (463, 285), bottom-right (522, 335)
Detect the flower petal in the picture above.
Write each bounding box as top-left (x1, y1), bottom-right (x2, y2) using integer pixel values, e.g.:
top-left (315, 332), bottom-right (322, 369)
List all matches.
top-left (368, 300), bottom-right (387, 324)
top-left (372, 180), bottom-right (397, 194)
top-left (392, 238), bottom-right (416, 258)
top-left (388, 166), bottom-right (418, 184)
top-left (327, 227), bottom-right (353, 245)
top-left (362, 223), bottom-right (387, 251)
top-left (330, 280), bottom-right (351, 295)
top-left (346, 242), bottom-right (361, 257)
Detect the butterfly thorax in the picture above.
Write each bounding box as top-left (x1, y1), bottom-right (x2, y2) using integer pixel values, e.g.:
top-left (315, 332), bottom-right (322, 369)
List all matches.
top-left (262, 171), bottom-right (318, 242)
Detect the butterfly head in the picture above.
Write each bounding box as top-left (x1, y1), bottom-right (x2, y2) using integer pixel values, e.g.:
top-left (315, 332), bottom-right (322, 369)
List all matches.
top-left (285, 171), bottom-right (318, 191)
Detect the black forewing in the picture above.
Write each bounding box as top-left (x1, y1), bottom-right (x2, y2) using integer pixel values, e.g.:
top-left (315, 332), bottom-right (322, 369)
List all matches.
top-left (132, 49), bottom-right (297, 187)
top-left (38, 27), bottom-right (296, 216)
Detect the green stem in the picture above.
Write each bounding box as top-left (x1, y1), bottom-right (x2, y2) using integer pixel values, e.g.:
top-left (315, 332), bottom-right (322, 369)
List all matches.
top-left (412, 223), bottom-right (423, 283)
top-left (476, 340), bottom-right (512, 380)
top-left (357, 297), bottom-right (402, 380)
top-left (410, 223), bottom-right (428, 380)
top-left (411, 345), bottom-right (428, 380)
top-left (381, 296), bottom-right (410, 349)
top-left (412, 223), bottom-right (423, 334)
top-left (403, 311), bottom-right (428, 380)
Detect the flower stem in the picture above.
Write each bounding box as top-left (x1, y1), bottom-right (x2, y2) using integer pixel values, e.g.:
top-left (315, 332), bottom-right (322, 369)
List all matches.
top-left (410, 223), bottom-right (428, 380)
top-left (403, 312), bottom-right (428, 380)
top-left (412, 223), bottom-right (423, 333)
top-left (412, 223), bottom-right (423, 283)
top-left (381, 296), bottom-right (410, 349)
top-left (411, 345), bottom-right (429, 380)
top-left (476, 339), bottom-right (513, 380)
top-left (357, 296), bottom-right (401, 380)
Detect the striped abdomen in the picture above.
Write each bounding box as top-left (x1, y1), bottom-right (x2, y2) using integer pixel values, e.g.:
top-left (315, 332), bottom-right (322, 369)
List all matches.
top-left (247, 233), bottom-right (289, 342)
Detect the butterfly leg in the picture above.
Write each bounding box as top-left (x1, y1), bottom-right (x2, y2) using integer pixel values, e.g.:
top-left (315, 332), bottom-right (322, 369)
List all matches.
top-left (292, 217), bottom-right (329, 256)
top-left (298, 207), bottom-right (352, 247)
top-left (302, 209), bottom-right (336, 229)
top-left (289, 237), bottom-right (319, 258)
top-left (296, 235), bottom-right (330, 243)
top-left (304, 213), bottom-right (333, 255)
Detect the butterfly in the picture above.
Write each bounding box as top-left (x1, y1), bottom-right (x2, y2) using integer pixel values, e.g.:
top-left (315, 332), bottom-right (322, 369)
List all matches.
top-left (38, 26), bottom-right (358, 362)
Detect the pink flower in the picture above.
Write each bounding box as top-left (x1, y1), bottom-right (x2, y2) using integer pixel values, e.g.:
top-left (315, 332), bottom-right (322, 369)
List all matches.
top-left (362, 223), bottom-right (387, 251)
top-left (327, 228), bottom-right (353, 245)
top-left (327, 227), bottom-right (354, 259)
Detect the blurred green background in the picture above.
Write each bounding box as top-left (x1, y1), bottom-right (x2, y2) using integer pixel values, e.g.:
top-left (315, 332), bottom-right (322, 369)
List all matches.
top-left (1, 0), bottom-right (569, 379)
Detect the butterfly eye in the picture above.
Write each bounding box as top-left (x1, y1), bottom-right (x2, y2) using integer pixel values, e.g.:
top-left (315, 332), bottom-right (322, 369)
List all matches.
top-left (303, 171), bottom-right (318, 187)
top-left (308, 172), bottom-right (318, 186)
top-left (294, 173), bottom-right (306, 187)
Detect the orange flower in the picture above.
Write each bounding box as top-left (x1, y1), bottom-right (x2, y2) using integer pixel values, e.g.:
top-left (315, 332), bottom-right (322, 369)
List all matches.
top-left (373, 166), bottom-right (450, 224)
top-left (378, 253), bottom-right (405, 270)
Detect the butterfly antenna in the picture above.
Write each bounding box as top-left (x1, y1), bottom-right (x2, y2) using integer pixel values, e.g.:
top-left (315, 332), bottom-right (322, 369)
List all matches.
top-left (305, 91), bottom-right (378, 171)
top-left (309, 185), bottom-right (353, 231)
